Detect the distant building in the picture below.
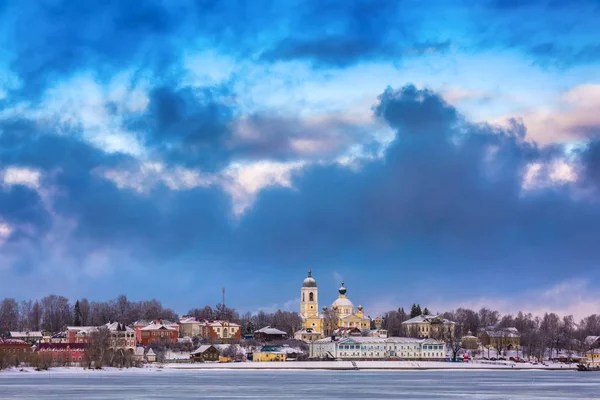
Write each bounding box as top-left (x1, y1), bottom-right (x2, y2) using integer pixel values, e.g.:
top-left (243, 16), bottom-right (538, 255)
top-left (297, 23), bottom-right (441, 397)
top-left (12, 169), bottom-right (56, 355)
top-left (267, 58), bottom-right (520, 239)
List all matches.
top-left (191, 345), bottom-right (220, 362)
top-left (294, 328), bottom-right (322, 342)
top-left (200, 321), bottom-right (241, 343)
top-left (479, 327), bottom-right (521, 350)
top-left (401, 315), bottom-right (456, 339)
top-left (145, 348), bottom-right (157, 363)
top-left (35, 343), bottom-right (86, 365)
top-left (333, 327), bottom-right (362, 337)
top-left (461, 331), bottom-right (479, 350)
top-left (0, 338), bottom-right (31, 357)
top-left (373, 317), bottom-right (384, 329)
top-left (139, 321), bottom-right (179, 346)
top-left (49, 332), bottom-right (68, 344)
top-left (179, 317), bottom-right (202, 338)
top-left (365, 329), bottom-right (388, 338)
top-left (254, 326), bottom-right (288, 341)
top-left (310, 336), bottom-right (446, 361)
top-left (253, 345), bottom-right (292, 362)
top-left (66, 326), bottom-right (96, 344)
top-left (66, 323), bottom-right (136, 353)
top-left (133, 320), bottom-right (179, 344)
top-left (8, 331), bottom-right (43, 346)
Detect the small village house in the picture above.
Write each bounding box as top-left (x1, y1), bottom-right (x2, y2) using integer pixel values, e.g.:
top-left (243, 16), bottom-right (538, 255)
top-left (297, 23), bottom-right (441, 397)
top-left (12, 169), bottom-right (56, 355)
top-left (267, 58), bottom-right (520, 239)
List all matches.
top-left (253, 326), bottom-right (288, 341)
top-left (294, 328), bottom-right (322, 342)
top-left (253, 346), bottom-right (288, 362)
top-left (145, 348), bottom-right (157, 363)
top-left (191, 345), bottom-right (220, 362)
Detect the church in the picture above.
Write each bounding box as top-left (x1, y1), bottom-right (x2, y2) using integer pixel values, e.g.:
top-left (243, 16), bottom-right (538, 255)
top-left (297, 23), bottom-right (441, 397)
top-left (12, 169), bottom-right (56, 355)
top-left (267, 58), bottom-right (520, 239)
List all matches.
top-left (295, 270), bottom-right (371, 340)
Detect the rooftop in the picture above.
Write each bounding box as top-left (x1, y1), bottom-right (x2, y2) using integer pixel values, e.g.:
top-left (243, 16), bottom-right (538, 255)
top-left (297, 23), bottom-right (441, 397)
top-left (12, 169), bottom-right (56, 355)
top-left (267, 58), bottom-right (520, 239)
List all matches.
top-left (255, 326), bottom-right (287, 335)
top-left (314, 336), bottom-right (445, 345)
top-left (9, 331), bottom-right (43, 338)
top-left (401, 315), bottom-right (456, 325)
top-left (0, 338), bottom-right (29, 345)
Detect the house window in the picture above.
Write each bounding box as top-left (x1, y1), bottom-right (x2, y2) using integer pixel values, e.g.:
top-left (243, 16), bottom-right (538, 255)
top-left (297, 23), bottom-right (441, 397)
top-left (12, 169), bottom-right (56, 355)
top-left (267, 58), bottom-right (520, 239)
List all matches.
top-left (223, 328), bottom-right (228, 338)
top-left (309, 292), bottom-right (314, 302)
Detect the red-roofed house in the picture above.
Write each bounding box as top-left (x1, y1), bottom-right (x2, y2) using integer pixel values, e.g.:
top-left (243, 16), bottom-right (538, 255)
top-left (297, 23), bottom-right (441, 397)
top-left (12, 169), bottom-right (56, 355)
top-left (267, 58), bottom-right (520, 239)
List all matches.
top-left (137, 320), bottom-right (179, 346)
top-left (133, 320), bottom-right (179, 344)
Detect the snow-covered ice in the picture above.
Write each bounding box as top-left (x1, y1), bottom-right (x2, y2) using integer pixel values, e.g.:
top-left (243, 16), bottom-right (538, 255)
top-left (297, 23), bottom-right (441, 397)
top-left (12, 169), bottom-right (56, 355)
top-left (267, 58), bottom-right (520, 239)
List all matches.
top-left (1, 368), bottom-right (599, 399)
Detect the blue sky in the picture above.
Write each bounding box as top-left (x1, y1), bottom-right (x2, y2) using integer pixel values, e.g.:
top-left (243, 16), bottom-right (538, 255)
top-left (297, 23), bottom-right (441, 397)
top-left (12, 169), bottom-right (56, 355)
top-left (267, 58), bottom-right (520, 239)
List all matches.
top-left (1, 0), bottom-right (600, 319)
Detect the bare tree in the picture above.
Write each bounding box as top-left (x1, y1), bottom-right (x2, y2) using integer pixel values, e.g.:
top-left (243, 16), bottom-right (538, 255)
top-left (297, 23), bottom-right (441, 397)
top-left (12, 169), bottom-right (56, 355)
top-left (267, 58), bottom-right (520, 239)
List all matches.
top-left (86, 327), bottom-right (111, 368)
top-left (322, 307), bottom-right (338, 337)
top-left (0, 298), bottom-right (19, 335)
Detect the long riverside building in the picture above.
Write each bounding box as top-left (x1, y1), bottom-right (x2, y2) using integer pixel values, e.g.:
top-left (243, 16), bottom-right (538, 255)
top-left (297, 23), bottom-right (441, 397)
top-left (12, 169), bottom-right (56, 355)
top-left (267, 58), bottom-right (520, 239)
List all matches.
top-left (309, 336), bottom-right (447, 361)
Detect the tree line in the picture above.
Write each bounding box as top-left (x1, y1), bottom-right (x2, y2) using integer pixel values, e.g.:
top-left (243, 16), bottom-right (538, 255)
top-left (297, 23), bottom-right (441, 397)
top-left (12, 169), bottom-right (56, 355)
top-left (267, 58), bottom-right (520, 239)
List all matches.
top-left (381, 305), bottom-right (600, 360)
top-left (0, 295), bottom-right (178, 334)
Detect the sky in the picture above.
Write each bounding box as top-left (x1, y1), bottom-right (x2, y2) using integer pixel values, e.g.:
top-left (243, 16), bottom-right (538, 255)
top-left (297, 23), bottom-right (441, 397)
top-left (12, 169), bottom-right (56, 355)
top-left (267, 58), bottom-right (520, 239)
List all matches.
top-left (1, 0), bottom-right (600, 319)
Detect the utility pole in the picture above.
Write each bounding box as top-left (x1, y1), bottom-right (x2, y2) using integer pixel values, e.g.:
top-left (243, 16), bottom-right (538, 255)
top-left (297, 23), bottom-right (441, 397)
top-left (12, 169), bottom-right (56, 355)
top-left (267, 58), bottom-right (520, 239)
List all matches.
top-left (222, 287), bottom-right (225, 308)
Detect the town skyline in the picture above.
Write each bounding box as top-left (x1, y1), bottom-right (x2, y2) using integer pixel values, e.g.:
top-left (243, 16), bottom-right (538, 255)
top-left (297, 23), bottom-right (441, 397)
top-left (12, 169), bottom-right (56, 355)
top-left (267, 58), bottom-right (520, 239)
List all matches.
top-left (1, 1), bottom-right (600, 320)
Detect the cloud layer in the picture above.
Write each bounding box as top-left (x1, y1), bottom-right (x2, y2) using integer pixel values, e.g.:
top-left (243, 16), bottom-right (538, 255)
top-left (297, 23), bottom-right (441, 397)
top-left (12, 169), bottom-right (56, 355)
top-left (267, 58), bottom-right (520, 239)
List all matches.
top-left (1, 0), bottom-right (600, 315)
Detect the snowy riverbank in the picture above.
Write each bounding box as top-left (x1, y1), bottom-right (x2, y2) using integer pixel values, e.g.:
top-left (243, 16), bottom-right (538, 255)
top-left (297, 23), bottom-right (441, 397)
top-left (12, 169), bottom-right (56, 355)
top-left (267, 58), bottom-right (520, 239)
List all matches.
top-left (164, 360), bottom-right (577, 371)
top-left (0, 361), bottom-right (578, 375)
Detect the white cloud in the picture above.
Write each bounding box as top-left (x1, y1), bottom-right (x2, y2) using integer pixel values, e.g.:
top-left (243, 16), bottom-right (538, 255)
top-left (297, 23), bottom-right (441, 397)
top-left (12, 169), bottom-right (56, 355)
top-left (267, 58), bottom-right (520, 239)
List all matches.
top-left (521, 159), bottom-right (577, 192)
top-left (0, 220), bottom-right (13, 244)
top-left (495, 83), bottom-right (600, 145)
top-left (99, 159), bottom-right (307, 217)
top-left (427, 279), bottom-right (600, 320)
top-left (98, 162), bottom-right (214, 193)
top-left (36, 72), bottom-right (147, 156)
top-left (2, 166), bottom-right (41, 190)
top-left (221, 160), bottom-right (305, 216)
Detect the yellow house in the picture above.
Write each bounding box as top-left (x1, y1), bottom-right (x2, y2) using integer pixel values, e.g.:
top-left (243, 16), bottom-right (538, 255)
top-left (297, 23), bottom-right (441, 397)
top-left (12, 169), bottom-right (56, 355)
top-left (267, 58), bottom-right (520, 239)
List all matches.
top-left (479, 329), bottom-right (521, 350)
top-left (253, 351), bottom-right (287, 362)
top-left (461, 331), bottom-right (479, 350)
top-left (584, 350), bottom-right (600, 365)
top-left (402, 315), bottom-right (456, 339)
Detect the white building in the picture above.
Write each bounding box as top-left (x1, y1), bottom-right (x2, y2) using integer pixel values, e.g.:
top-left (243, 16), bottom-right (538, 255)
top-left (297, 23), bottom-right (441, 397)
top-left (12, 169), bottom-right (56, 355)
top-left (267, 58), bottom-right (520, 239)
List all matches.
top-left (310, 336), bottom-right (446, 360)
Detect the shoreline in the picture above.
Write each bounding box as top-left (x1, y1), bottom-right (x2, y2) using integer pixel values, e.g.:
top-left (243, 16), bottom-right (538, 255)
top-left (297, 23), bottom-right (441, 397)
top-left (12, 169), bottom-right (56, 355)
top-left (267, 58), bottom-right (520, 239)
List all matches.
top-left (0, 361), bottom-right (579, 375)
top-left (162, 361), bottom-right (577, 371)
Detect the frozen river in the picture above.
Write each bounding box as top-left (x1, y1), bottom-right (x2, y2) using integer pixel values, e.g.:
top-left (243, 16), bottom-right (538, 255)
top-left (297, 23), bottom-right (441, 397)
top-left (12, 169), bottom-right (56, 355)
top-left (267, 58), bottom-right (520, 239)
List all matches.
top-left (1, 369), bottom-right (599, 399)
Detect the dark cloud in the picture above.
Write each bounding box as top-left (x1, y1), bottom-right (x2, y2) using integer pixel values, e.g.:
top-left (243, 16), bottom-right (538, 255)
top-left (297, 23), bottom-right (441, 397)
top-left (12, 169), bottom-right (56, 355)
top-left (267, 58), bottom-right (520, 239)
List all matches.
top-left (579, 140), bottom-right (600, 189)
top-left (474, 0), bottom-right (600, 67)
top-left (232, 85), bottom-right (600, 288)
top-left (259, 0), bottom-right (450, 67)
top-left (3, 82), bottom-right (600, 305)
top-left (229, 114), bottom-right (376, 161)
top-left (2, 0), bottom-right (283, 97)
top-left (128, 86), bottom-right (236, 170)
